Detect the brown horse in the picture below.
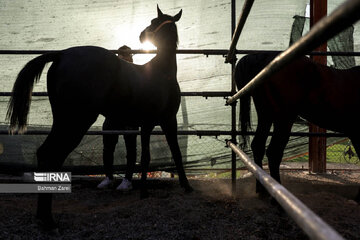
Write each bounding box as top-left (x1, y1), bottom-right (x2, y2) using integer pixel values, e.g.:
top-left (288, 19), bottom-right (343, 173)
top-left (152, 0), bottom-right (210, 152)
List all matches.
top-left (235, 52), bottom-right (360, 201)
top-left (6, 6), bottom-right (192, 230)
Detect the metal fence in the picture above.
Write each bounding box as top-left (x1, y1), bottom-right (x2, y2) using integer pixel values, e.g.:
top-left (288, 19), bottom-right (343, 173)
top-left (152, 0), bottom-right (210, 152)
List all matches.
top-left (0, 0), bottom-right (359, 176)
top-left (1, 1), bottom-right (359, 238)
top-left (227, 141), bottom-right (344, 240)
top-left (224, 0), bottom-right (360, 239)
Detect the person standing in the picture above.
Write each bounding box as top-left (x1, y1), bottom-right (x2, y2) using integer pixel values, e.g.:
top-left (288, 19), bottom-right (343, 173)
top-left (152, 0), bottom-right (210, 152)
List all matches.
top-left (97, 45), bottom-right (137, 191)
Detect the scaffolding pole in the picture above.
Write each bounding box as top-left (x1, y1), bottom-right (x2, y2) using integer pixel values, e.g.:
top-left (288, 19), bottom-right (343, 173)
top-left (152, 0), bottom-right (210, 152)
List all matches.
top-left (225, 0), bottom-right (254, 64)
top-left (227, 140), bottom-right (344, 240)
top-left (226, 0), bottom-right (360, 105)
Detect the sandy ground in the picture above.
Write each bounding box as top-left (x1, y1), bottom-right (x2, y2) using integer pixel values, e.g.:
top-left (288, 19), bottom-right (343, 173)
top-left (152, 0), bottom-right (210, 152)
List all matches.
top-left (0, 169), bottom-right (359, 240)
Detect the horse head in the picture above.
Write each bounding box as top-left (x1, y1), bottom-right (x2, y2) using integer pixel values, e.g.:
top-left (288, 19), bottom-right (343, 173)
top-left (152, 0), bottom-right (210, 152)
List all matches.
top-left (140, 5), bottom-right (182, 50)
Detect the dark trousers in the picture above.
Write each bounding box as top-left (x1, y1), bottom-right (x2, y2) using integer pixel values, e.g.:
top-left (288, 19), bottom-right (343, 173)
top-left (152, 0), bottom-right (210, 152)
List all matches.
top-left (102, 119), bottom-right (137, 180)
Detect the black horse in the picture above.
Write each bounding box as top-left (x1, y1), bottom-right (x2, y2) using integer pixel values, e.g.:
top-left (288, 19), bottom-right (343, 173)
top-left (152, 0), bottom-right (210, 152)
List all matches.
top-left (7, 6), bottom-right (192, 230)
top-left (235, 52), bottom-right (360, 201)
top-left (99, 46), bottom-right (137, 190)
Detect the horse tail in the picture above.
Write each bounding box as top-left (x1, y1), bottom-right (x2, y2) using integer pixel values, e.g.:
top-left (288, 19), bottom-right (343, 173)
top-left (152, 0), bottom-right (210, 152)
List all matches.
top-left (234, 56), bottom-right (252, 150)
top-left (234, 52), bottom-right (279, 149)
top-left (6, 52), bottom-right (59, 133)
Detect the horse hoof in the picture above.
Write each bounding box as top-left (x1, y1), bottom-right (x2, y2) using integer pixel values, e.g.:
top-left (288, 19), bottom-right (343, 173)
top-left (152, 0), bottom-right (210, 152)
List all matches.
top-left (35, 216), bottom-right (59, 235)
top-left (270, 197), bottom-right (285, 215)
top-left (45, 228), bottom-right (60, 236)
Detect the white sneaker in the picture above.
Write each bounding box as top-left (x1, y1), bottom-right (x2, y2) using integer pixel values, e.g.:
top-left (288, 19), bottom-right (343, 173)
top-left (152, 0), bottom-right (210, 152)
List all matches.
top-left (97, 177), bottom-right (113, 189)
top-left (116, 178), bottom-right (133, 191)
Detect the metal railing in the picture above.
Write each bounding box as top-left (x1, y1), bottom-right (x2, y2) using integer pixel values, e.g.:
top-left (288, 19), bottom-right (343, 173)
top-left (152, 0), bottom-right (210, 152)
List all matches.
top-left (0, 91), bottom-right (232, 97)
top-left (0, 129), bottom-right (347, 137)
top-left (221, 1), bottom-right (360, 239)
top-left (0, 2), bottom-right (358, 237)
top-left (227, 140), bottom-right (344, 240)
top-left (225, 0), bottom-right (254, 63)
top-left (1, 1), bottom-right (359, 178)
top-left (226, 0), bottom-right (360, 105)
top-left (2, 49), bottom-right (360, 56)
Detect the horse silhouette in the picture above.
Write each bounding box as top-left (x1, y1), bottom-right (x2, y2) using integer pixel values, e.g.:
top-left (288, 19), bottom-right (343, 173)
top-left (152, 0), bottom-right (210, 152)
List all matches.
top-left (7, 5), bottom-right (192, 230)
top-left (235, 52), bottom-right (360, 201)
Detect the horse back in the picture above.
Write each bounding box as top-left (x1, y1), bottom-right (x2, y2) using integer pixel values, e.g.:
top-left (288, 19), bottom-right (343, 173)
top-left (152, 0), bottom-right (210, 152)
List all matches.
top-left (234, 52), bottom-right (279, 90)
top-left (47, 46), bottom-right (123, 110)
top-left (105, 62), bottom-right (181, 124)
top-left (263, 55), bottom-right (360, 133)
top-left (46, 46), bottom-right (180, 126)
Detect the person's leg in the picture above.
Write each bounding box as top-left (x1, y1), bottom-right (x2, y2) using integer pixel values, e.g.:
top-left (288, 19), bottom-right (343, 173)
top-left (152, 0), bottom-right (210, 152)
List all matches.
top-left (98, 119), bottom-right (119, 188)
top-left (124, 128), bottom-right (137, 180)
top-left (116, 130), bottom-right (137, 191)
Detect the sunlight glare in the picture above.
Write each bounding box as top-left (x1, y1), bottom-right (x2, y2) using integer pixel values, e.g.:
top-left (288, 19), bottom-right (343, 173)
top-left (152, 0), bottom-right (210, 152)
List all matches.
top-left (141, 41), bottom-right (156, 51)
top-left (112, 18), bottom-right (157, 64)
top-left (132, 40), bottom-right (156, 64)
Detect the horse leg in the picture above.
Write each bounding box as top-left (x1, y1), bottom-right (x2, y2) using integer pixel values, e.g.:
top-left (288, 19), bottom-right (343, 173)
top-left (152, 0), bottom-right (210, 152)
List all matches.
top-left (161, 118), bottom-right (193, 193)
top-left (348, 136), bottom-right (360, 203)
top-left (123, 129), bottom-right (137, 181)
top-left (139, 125), bottom-right (154, 199)
top-left (251, 116), bottom-right (272, 194)
top-left (36, 115), bottom-right (97, 230)
top-left (266, 119), bottom-right (293, 184)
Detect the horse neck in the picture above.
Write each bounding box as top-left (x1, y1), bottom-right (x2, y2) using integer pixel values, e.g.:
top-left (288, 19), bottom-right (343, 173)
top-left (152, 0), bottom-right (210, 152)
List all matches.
top-left (150, 47), bottom-right (177, 76)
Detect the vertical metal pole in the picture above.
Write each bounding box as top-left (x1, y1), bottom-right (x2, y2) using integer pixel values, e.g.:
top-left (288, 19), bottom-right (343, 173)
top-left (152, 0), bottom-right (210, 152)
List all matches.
top-left (181, 97), bottom-right (189, 164)
top-left (226, 0), bottom-right (255, 63)
top-left (231, 0), bottom-right (237, 195)
top-left (309, 0), bottom-right (327, 173)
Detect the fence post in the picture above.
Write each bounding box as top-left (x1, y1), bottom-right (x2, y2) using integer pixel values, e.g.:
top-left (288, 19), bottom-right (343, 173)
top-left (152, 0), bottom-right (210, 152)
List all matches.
top-left (309, 0), bottom-right (327, 173)
top-left (230, 0), bottom-right (237, 195)
top-left (225, 0), bottom-right (254, 63)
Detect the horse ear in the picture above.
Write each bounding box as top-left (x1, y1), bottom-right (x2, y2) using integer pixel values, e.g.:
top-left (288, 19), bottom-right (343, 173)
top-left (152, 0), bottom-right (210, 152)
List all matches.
top-left (157, 4), bottom-right (163, 17)
top-left (173, 9), bottom-right (182, 22)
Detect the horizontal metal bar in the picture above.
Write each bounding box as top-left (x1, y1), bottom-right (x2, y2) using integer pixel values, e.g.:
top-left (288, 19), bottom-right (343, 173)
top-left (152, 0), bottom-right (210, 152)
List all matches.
top-left (237, 50), bottom-right (360, 56)
top-left (0, 162), bottom-right (175, 175)
top-left (0, 91), bottom-right (232, 97)
top-left (0, 92), bottom-right (48, 97)
top-left (227, 0), bottom-right (360, 105)
top-left (0, 129), bottom-right (347, 137)
top-left (227, 140), bottom-right (344, 240)
top-left (1, 49), bottom-right (360, 56)
top-left (1, 165), bottom-right (358, 176)
top-left (1, 130), bottom-right (229, 136)
top-left (180, 91), bottom-right (232, 97)
top-left (0, 49), bottom-right (228, 55)
top-left (225, 0), bottom-right (255, 63)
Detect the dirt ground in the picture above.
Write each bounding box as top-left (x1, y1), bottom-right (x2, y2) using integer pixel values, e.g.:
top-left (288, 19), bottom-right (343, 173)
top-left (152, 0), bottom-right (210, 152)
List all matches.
top-left (0, 169), bottom-right (359, 240)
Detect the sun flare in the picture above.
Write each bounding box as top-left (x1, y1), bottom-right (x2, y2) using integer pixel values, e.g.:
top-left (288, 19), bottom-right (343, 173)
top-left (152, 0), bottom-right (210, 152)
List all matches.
top-left (113, 19), bottom-right (157, 64)
top-left (131, 40), bottom-right (156, 64)
top-left (140, 41), bottom-right (156, 51)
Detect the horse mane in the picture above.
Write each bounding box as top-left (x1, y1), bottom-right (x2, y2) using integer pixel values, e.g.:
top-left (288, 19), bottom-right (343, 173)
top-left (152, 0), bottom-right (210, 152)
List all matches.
top-left (167, 22), bottom-right (179, 48)
top-left (174, 24), bottom-right (179, 48)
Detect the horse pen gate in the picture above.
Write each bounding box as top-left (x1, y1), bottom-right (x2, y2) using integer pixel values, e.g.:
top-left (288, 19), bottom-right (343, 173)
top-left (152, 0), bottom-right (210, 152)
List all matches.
top-left (0, 0), bottom-right (360, 239)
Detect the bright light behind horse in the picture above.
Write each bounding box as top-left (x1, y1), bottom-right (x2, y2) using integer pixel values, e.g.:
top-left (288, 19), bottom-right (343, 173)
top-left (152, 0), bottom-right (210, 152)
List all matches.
top-left (141, 41), bottom-right (156, 51)
top-left (117, 38), bottom-right (156, 64)
top-left (113, 19), bottom-right (156, 65)
top-left (133, 40), bottom-right (156, 64)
